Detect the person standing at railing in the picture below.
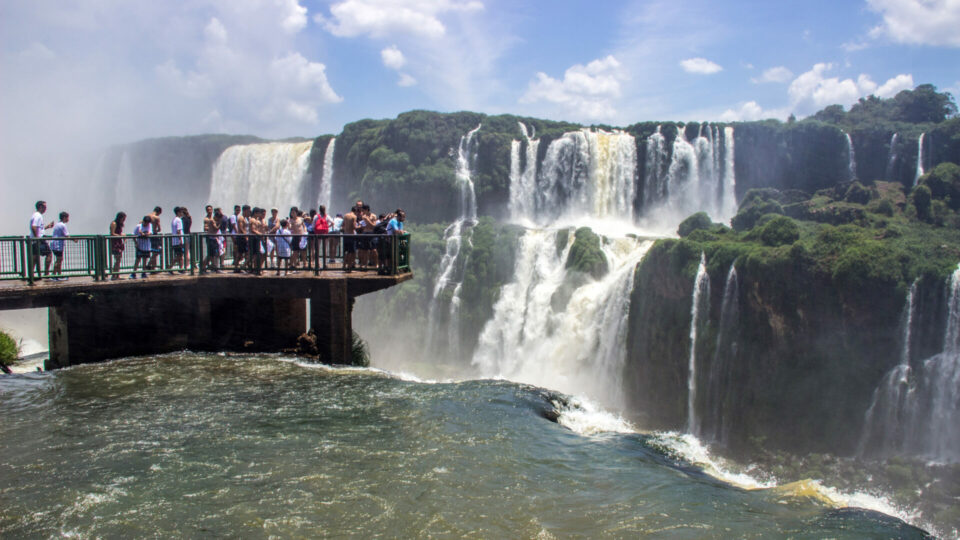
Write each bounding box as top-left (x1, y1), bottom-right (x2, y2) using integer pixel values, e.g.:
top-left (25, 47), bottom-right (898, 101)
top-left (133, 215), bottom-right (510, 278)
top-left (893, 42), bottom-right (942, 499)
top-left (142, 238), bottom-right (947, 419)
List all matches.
top-left (315, 205), bottom-right (331, 264)
top-left (109, 212), bottom-right (127, 280)
top-left (29, 200), bottom-right (54, 281)
top-left (131, 216), bottom-right (152, 279)
top-left (289, 207), bottom-right (306, 273)
top-left (169, 207), bottom-right (186, 274)
top-left (216, 207), bottom-right (229, 269)
top-left (234, 205), bottom-right (251, 273)
top-left (50, 212), bottom-right (78, 281)
top-left (267, 208), bottom-right (279, 267)
top-left (341, 205), bottom-right (358, 271)
top-left (202, 206), bottom-right (220, 273)
top-left (180, 207), bottom-right (192, 269)
top-left (148, 207), bottom-right (162, 271)
top-left (276, 219), bottom-right (292, 275)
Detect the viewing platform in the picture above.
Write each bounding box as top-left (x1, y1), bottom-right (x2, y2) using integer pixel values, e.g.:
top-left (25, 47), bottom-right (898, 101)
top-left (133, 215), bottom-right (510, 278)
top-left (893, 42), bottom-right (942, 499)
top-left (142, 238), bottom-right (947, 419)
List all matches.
top-left (0, 233), bottom-right (413, 369)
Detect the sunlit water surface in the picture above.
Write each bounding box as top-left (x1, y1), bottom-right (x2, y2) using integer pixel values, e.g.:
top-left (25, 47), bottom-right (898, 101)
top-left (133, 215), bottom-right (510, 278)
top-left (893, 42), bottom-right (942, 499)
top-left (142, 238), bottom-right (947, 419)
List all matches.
top-left (0, 354), bottom-right (933, 538)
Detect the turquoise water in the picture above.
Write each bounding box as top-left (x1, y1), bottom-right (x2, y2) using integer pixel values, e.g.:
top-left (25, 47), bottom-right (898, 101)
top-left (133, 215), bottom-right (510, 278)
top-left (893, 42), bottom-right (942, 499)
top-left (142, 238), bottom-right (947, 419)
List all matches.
top-left (0, 354), bottom-right (933, 538)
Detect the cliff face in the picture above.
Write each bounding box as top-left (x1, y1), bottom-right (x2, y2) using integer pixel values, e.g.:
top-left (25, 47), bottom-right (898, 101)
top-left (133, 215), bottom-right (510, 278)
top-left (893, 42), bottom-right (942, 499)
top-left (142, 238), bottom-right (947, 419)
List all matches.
top-left (624, 214), bottom-right (958, 456)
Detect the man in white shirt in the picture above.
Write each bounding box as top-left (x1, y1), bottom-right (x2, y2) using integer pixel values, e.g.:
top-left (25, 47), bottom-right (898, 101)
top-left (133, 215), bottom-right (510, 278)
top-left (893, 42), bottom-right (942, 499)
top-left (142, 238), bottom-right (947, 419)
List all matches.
top-left (50, 211), bottom-right (77, 281)
top-left (29, 200), bottom-right (53, 280)
top-left (170, 206), bottom-right (185, 273)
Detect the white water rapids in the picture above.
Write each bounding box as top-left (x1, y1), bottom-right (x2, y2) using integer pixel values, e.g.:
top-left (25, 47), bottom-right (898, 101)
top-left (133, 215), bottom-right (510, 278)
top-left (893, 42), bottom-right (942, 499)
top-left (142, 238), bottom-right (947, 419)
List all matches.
top-left (208, 141), bottom-right (313, 210)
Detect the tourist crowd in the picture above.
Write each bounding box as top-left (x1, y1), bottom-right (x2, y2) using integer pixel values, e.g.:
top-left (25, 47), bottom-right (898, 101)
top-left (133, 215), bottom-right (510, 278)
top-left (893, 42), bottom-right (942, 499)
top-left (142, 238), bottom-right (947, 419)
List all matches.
top-left (28, 199), bottom-right (406, 281)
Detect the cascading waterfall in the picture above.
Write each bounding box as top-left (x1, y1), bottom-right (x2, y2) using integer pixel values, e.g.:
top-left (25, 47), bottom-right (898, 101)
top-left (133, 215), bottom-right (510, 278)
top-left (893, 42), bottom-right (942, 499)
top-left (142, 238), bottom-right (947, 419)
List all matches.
top-left (508, 122), bottom-right (540, 221)
top-left (641, 124), bottom-right (737, 227)
top-left (844, 132), bottom-right (857, 181)
top-left (533, 128), bottom-right (635, 223)
top-left (859, 268), bottom-right (960, 463)
top-left (209, 141), bottom-right (314, 210)
top-left (472, 229), bottom-right (653, 409)
top-left (721, 126), bottom-right (737, 219)
top-left (643, 125), bottom-right (668, 206)
top-left (319, 138), bottom-right (335, 208)
top-left (426, 124), bottom-right (482, 358)
top-left (687, 252), bottom-right (710, 434)
top-left (701, 263), bottom-right (738, 443)
top-left (885, 133), bottom-right (899, 181)
top-left (914, 133), bottom-right (926, 186)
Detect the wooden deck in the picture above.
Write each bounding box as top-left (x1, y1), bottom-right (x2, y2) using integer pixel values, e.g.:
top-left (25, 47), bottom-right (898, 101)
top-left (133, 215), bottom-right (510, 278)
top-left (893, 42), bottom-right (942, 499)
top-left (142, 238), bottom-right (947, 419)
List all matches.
top-left (0, 268), bottom-right (413, 310)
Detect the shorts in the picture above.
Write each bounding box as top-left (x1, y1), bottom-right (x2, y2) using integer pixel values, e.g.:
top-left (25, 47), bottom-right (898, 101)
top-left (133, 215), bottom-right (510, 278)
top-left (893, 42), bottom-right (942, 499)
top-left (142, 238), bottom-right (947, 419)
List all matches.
top-left (52, 249), bottom-right (63, 257)
top-left (136, 248), bottom-right (151, 259)
top-left (150, 237), bottom-right (162, 252)
top-left (173, 245), bottom-right (184, 256)
top-left (343, 237), bottom-right (357, 254)
top-left (205, 237), bottom-right (219, 255)
top-left (291, 240), bottom-right (301, 252)
top-left (235, 236), bottom-right (248, 254)
top-left (35, 240), bottom-right (50, 257)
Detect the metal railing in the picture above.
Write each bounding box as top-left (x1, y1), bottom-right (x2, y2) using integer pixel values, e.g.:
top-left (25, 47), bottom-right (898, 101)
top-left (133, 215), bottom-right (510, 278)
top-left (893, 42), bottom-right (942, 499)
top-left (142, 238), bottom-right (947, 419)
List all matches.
top-left (195, 232), bottom-right (410, 276)
top-left (0, 233), bottom-right (410, 284)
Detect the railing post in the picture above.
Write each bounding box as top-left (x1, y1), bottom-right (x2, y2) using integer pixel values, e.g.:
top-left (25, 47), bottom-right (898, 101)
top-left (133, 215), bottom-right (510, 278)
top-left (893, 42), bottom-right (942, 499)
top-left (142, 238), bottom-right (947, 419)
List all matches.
top-left (313, 235), bottom-right (319, 276)
top-left (26, 237), bottom-right (35, 285)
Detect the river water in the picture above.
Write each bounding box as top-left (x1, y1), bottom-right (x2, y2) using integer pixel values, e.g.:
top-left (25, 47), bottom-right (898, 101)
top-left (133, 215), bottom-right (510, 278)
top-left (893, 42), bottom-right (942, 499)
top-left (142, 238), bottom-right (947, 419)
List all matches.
top-left (0, 353), bottom-right (934, 538)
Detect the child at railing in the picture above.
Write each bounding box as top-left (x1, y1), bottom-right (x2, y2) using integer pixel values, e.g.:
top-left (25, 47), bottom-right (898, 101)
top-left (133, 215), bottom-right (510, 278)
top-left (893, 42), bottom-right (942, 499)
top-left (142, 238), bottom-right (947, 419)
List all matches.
top-left (50, 212), bottom-right (77, 281)
top-left (131, 216), bottom-right (152, 279)
top-left (276, 219), bottom-right (292, 276)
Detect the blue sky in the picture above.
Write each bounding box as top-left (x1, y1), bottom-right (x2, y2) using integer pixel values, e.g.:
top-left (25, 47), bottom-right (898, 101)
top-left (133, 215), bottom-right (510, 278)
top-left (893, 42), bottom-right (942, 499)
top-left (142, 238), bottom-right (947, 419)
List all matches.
top-left (1, 0), bottom-right (959, 147)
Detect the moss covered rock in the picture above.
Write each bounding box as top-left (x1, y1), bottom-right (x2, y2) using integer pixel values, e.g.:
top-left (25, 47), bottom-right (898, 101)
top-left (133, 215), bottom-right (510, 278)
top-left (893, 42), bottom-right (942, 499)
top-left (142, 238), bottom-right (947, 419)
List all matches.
top-left (565, 227), bottom-right (609, 279)
top-left (678, 212), bottom-right (713, 237)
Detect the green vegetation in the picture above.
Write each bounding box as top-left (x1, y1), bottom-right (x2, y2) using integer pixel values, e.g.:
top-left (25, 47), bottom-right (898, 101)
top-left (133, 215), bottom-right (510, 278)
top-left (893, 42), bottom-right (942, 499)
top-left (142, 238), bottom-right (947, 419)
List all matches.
top-left (565, 227), bottom-right (608, 279)
top-left (0, 330), bottom-right (19, 367)
top-left (678, 212), bottom-right (713, 237)
top-left (350, 331), bottom-right (370, 367)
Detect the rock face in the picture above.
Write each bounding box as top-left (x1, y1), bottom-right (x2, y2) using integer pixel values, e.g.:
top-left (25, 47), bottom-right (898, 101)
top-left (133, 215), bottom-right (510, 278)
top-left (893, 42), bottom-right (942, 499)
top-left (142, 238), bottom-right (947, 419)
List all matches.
top-left (623, 238), bottom-right (952, 456)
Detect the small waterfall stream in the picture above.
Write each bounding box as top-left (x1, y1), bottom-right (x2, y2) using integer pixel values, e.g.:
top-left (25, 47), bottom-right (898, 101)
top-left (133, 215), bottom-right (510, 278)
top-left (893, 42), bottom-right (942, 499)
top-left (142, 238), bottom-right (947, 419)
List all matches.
top-left (844, 132), bottom-right (857, 181)
top-left (686, 252), bottom-right (710, 434)
top-left (914, 133), bottom-right (926, 186)
top-left (701, 263), bottom-right (739, 443)
top-left (319, 137), bottom-right (335, 208)
top-left (885, 133), bottom-right (899, 181)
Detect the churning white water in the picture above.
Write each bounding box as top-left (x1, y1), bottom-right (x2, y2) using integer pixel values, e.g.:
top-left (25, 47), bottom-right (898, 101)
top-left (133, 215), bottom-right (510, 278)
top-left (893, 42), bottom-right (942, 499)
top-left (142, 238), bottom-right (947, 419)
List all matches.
top-left (686, 252), bottom-right (710, 434)
top-left (319, 138), bottom-right (335, 208)
top-left (472, 229), bottom-right (653, 409)
top-left (209, 141), bottom-right (313, 210)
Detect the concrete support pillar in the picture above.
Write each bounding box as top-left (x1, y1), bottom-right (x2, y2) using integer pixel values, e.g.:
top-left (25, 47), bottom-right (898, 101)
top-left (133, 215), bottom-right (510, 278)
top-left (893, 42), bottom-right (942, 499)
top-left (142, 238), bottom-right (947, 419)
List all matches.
top-left (310, 280), bottom-right (353, 363)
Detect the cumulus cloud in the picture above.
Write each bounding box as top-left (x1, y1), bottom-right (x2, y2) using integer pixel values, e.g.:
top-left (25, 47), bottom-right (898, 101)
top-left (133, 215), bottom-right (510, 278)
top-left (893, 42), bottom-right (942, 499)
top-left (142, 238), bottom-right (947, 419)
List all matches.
top-left (867, 0), bottom-right (960, 47)
top-left (720, 101), bottom-right (769, 121)
top-left (751, 66), bottom-right (793, 84)
top-left (316, 0), bottom-right (483, 39)
top-left (787, 63), bottom-right (913, 114)
top-left (680, 57), bottom-right (722, 74)
top-left (157, 10), bottom-right (341, 128)
top-left (381, 45), bottom-right (406, 70)
top-left (397, 72), bottom-right (417, 87)
top-left (520, 55), bottom-right (625, 120)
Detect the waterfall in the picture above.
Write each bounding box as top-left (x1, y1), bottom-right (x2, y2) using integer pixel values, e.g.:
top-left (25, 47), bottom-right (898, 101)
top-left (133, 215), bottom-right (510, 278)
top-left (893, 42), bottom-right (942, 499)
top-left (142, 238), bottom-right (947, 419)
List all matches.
top-left (472, 229), bottom-right (653, 409)
top-left (701, 263), bottom-right (738, 443)
top-left (535, 128), bottom-right (636, 224)
top-left (643, 126), bottom-right (668, 207)
top-left (721, 127), bottom-right (737, 220)
top-left (844, 132), bottom-right (857, 181)
top-left (687, 252), bottom-right (710, 434)
top-left (914, 133), bottom-right (926, 186)
top-left (425, 124), bottom-right (482, 358)
top-left (319, 138), bottom-right (335, 208)
top-left (509, 122), bottom-right (540, 221)
top-left (665, 125), bottom-right (700, 219)
top-left (859, 266), bottom-right (960, 463)
top-left (208, 141), bottom-right (314, 210)
top-left (885, 133), bottom-right (899, 181)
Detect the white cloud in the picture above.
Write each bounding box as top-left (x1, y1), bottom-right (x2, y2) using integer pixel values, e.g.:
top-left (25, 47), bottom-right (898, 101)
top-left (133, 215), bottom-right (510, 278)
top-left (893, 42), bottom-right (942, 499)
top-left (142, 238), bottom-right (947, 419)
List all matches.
top-left (875, 73), bottom-right (914, 97)
top-left (316, 0), bottom-right (483, 39)
top-left (751, 66), bottom-right (793, 84)
top-left (867, 0), bottom-right (960, 47)
top-left (270, 52), bottom-right (342, 104)
top-left (18, 42), bottom-right (56, 62)
top-left (397, 73), bottom-right (417, 87)
top-left (786, 63), bottom-right (914, 115)
top-left (521, 56), bottom-right (625, 120)
top-left (276, 0), bottom-right (308, 34)
top-left (680, 57), bottom-right (722, 74)
top-left (720, 101), bottom-right (767, 121)
top-left (381, 45), bottom-right (406, 70)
